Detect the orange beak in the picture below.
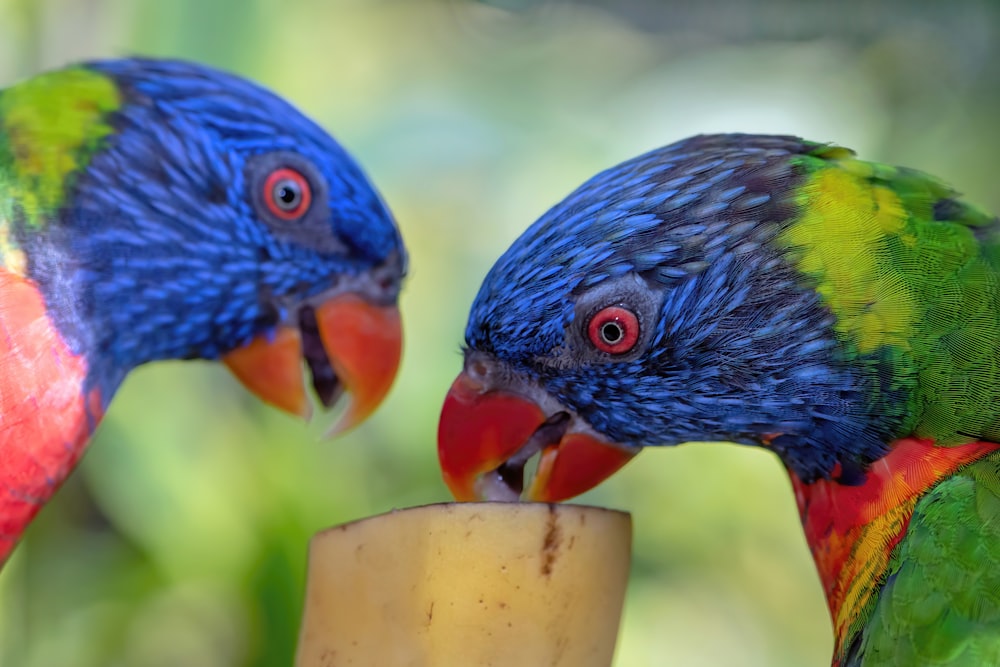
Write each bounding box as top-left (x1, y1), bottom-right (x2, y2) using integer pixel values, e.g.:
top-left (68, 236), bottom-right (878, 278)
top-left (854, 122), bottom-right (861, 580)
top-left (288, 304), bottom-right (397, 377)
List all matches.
top-left (223, 293), bottom-right (402, 435)
top-left (437, 370), bottom-right (637, 502)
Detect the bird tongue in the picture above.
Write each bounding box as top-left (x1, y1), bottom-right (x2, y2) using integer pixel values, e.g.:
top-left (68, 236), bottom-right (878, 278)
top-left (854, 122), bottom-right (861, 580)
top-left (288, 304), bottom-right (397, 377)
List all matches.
top-left (437, 371), bottom-right (639, 502)
top-left (480, 412), bottom-right (571, 502)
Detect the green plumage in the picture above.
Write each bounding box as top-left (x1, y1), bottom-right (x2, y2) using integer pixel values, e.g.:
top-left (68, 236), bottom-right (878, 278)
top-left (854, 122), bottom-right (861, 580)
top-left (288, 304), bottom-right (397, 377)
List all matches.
top-left (783, 146), bottom-right (1000, 447)
top-left (856, 453), bottom-right (1000, 665)
top-left (442, 133), bottom-right (1000, 666)
top-left (775, 147), bottom-right (1000, 664)
top-left (0, 66), bottom-right (120, 272)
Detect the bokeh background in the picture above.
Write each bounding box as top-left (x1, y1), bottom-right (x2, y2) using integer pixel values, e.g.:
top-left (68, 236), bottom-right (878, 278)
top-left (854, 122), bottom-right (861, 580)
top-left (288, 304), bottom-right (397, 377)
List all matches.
top-left (1, 0), bottom-right (998, 665)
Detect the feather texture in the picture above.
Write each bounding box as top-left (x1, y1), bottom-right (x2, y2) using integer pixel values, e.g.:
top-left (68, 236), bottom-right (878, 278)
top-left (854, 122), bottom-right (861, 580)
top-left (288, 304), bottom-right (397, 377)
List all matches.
top-left (0, 268), bottom-right (100, 563)
top-left (0, 58), bottom-right (405, 566)
top-left (455, 133), bottom-right (1000, 665)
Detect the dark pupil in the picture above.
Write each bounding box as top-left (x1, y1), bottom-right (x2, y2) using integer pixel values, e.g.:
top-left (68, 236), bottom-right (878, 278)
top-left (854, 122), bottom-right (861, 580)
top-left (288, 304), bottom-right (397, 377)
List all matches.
top-left (275, 180), bottom-right (301, 209)
top-left (601, 321), bottom-right (623, 344)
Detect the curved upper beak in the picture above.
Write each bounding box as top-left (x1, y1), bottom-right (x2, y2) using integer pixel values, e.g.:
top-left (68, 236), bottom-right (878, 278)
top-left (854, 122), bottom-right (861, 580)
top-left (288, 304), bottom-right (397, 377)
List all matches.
top-left (437, 369), bottom-right (637, 502)
top-left (223, 292), bottom-right (402, 435)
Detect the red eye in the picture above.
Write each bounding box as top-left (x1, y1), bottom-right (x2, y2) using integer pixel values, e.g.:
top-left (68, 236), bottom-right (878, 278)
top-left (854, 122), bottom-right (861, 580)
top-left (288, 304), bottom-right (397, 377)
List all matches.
top-left (263, 167), bottom-right (312, 220)
top-left (587, 306), bottom-right (640, 354)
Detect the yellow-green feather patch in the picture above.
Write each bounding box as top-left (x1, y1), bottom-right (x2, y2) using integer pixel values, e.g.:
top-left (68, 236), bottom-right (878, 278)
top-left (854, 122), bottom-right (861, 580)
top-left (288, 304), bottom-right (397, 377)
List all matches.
top-left (781, 150), bottom-right (1000, 445)
top-left (0, 66), bottom-right (120, 228)
top-left (781, 164), bottom-right (920, 354)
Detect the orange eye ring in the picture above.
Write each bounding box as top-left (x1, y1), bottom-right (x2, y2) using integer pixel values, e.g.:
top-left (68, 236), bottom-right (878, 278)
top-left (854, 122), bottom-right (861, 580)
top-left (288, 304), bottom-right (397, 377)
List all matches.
top-left (263, 167), bottom-right (312, 220)
top-left (587, 306), bottom-right (639, 354)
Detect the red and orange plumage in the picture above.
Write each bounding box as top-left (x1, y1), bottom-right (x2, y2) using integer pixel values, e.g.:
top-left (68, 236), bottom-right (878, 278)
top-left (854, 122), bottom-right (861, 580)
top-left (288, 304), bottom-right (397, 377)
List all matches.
top-left (791, 437), bottom-right (1000, 663)
top-left (0, 269), bottom-right (102, 562)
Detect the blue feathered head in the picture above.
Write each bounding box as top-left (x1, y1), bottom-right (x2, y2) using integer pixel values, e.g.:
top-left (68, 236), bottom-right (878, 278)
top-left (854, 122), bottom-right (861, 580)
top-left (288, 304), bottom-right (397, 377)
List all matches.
top-left (439, 134), bottom-right (902, 502)
top-left (9, 57), bottom-right (405, 429)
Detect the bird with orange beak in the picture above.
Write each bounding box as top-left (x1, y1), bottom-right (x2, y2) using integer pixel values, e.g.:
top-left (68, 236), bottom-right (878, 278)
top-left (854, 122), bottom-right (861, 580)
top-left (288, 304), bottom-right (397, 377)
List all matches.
top-left (0, 58), bottom-right (404, 566)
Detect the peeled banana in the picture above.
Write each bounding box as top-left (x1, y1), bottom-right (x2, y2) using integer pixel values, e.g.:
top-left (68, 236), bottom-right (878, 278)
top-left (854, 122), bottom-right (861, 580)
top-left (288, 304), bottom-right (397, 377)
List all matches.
top-left (295, 502), bottom-right (631, 666)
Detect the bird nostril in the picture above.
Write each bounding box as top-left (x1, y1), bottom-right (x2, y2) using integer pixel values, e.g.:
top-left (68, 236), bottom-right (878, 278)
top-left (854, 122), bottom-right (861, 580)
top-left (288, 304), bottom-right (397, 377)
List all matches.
top-left (468, 358), bottom-right (490, 382)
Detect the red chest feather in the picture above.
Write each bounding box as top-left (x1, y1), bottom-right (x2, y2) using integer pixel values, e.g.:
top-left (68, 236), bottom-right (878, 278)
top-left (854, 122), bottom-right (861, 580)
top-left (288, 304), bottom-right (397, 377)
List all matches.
top-left (0, 269), bottom-right (102, 565)
top-left (790, 437), bottom-right (1000, 658)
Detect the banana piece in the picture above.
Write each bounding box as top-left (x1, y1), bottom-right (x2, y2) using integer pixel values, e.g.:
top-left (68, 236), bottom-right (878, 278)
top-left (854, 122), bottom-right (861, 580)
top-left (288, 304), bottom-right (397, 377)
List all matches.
top-left (295, 502), bottom-right (631, 667)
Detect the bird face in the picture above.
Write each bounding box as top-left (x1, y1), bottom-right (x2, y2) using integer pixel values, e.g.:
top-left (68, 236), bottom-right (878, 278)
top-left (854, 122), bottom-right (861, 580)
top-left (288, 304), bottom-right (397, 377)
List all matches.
top-left (38, 59), bottom-right (407, 431)
top-left (439, 134), bottom-right (881, 501)
top-left (218, 145), bottom-right (405, 433)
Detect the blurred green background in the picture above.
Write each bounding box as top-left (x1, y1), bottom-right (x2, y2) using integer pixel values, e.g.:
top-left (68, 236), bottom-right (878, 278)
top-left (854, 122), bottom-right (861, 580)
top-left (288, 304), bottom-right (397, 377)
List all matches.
top-left (1, 0), bottom-right (998, 665)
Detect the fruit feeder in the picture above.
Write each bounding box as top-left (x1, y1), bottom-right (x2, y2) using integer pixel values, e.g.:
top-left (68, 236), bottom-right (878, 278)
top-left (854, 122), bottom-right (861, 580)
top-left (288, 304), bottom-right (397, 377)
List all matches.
top-left (295, 502), bottom-right (632, 666)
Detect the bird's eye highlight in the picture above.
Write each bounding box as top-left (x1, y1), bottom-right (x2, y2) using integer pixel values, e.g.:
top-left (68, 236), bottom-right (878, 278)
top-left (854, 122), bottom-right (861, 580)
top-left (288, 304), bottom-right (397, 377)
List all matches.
top-left (587, 306), bottom-right (639, 354)
top-left (263, 167), bottom-right (313, 220)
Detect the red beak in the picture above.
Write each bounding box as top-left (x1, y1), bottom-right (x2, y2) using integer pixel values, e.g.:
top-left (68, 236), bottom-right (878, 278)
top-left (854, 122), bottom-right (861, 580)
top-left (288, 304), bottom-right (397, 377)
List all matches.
top-left (437, 370), bottom-right (637, 502)
top-left (223, 293), bottom-right (402, 434)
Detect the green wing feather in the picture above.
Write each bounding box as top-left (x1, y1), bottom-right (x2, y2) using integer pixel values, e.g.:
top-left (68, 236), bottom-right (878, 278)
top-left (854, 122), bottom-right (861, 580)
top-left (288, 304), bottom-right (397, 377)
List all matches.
top-left (852, 452), bottom-right (1000, 666)
top-left (781, 146), bottom-right (1000, 664)
top-left (784, 145), bottom-right (1000, 445)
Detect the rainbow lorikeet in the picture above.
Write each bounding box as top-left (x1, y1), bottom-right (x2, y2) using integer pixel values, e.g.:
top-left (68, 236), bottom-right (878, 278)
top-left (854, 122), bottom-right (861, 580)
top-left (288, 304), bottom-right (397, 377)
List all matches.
top-left (438, 134), bottom-right (1000, 665)
top-left (0, 58), bottom-right (405, 567)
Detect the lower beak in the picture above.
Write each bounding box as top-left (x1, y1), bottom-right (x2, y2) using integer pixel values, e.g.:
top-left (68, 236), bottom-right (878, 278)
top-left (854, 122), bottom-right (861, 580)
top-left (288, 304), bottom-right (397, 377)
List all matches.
top-left (223, 293), bottom-right (402, 435)
top-left (437, 371), bottom-right (637, 502)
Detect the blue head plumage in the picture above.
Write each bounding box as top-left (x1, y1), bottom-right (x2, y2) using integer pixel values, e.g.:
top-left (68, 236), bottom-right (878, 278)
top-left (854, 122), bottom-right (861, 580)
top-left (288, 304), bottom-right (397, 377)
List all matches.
top-left (461, 134), bottom-right (894, 482)
top-left (17, 58), bottom-right (406, 403)
top-left (0, 57), bottom-right (406, 570)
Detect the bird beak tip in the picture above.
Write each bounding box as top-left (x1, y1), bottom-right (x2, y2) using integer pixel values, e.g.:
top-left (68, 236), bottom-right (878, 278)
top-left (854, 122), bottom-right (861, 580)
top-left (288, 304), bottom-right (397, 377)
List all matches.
top-left (314, 294), bottom-right (403, 436)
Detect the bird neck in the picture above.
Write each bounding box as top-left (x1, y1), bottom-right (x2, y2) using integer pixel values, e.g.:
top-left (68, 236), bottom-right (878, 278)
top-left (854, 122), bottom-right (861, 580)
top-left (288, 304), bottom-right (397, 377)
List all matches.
top-left (22, 206), bottom-right (280, 406)
top-left (9, 95), bottom-right (294, 406)
top-left (788, 437), bottom-right (1000, 663)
